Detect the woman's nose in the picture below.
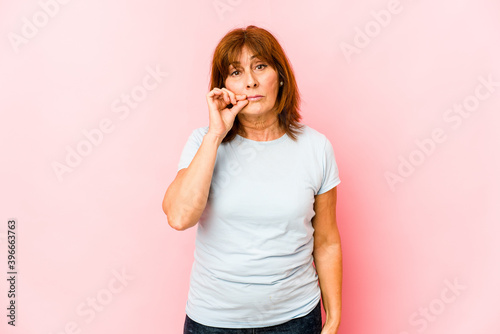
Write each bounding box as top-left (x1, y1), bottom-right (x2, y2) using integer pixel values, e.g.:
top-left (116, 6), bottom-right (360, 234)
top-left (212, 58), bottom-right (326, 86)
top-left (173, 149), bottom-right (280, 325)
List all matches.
top-left (245, 73), bottom-right (258, 87)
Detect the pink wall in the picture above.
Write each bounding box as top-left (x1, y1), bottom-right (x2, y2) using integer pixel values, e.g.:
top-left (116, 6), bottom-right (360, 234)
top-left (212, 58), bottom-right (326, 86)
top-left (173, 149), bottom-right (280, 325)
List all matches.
top-left (1, 0), bottom-right (499, 333)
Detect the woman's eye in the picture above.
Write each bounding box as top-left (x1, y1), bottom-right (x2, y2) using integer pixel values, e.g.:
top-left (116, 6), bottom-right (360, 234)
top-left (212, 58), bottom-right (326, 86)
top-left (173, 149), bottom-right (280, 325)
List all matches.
top-left (230, 64), bottom-right (266, 76)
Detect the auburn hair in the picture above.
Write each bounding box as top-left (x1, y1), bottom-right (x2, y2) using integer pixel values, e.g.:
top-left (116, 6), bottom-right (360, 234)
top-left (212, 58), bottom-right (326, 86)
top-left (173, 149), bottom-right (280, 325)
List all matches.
top-left (209, 25), bottom-right (304, 143)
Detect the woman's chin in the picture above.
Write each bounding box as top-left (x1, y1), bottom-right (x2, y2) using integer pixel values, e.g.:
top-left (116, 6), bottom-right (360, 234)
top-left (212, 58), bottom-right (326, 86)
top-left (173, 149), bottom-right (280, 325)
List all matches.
top-left (238, 105), bottom-right (267, 115)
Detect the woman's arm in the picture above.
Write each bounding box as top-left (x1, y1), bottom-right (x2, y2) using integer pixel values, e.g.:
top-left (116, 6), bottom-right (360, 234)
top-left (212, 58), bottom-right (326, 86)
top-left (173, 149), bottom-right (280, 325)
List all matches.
top-left (163, 88), bottom-right (248, 231)
top-left (312, 186), bottom-right (342, 333)
top-left (162, 132), bottom-right (222, 231)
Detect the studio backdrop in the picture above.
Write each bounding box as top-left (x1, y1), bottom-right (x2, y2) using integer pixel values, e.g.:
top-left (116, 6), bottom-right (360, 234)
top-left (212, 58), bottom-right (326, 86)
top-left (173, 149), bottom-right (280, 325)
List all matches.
top-left (1, 0), bottom-right (499, 333)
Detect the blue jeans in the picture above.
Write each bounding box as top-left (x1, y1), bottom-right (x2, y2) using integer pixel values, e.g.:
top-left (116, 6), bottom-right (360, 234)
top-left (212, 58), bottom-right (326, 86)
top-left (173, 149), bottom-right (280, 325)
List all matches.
top-left (183, 301), bottom-right (322, 334)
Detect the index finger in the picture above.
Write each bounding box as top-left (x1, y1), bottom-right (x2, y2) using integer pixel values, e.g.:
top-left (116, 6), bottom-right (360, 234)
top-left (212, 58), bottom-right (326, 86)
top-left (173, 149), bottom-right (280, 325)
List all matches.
top-left (221, 88), bottom-right (237, 105)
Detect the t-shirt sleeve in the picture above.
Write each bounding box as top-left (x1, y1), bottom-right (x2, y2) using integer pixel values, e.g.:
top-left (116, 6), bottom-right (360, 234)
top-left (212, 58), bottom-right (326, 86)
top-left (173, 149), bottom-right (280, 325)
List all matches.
top-left (316, 136), bottom-right (341, 195)
top-left (177, 126), bottom-right (209, 172)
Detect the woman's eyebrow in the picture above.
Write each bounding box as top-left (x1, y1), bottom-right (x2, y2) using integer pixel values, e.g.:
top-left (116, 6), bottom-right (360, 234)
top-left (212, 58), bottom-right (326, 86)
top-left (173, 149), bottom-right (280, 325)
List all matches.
top-left (230, 55), bottom-right (262, 66)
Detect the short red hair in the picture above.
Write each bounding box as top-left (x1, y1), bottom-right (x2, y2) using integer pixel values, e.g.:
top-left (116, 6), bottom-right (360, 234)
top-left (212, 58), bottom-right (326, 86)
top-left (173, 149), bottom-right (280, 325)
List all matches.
top-left (209, 25), bottom-right (304, 143)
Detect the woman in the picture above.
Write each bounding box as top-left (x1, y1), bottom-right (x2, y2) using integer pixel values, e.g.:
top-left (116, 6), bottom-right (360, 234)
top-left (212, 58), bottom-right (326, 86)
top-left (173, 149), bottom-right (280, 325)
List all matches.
top-left (163, 25), bottom-right (342, 334)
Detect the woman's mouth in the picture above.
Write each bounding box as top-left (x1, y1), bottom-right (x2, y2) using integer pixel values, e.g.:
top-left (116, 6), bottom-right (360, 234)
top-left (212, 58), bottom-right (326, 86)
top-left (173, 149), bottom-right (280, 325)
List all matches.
top-left (247, 95), bottom-right (263, 102)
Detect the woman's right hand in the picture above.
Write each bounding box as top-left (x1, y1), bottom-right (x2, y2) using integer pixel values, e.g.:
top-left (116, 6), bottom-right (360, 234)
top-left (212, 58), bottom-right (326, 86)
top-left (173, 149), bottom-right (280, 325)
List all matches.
top-left (206, 87), bottom-right (248, 139)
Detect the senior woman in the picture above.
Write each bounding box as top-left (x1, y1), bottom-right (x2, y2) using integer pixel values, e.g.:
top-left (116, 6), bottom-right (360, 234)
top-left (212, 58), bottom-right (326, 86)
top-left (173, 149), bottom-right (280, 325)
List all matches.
top-left (162, 25), bottom-right (342, 334)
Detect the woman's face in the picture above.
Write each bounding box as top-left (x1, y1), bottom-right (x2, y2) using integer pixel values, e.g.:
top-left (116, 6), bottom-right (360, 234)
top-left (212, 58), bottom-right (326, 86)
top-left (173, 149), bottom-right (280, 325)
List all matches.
top-left (224, 45), bottom-right (280, 116)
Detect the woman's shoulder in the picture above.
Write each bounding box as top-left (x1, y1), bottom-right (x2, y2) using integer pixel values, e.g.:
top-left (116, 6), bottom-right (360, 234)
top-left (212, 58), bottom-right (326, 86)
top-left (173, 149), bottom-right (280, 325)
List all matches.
top-left (192, 125), bottom-right (210, 135)
top-left (296, 123), bottom-right (327, 143)
top-left (179, 126), bottom-right (210, 148)
top-left (187, 125), bottom-right (210, 139)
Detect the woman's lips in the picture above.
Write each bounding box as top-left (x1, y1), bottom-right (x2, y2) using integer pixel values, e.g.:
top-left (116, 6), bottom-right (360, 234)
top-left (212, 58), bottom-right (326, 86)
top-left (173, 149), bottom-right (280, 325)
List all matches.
top-left (247, 95), bottom-right (263, 102)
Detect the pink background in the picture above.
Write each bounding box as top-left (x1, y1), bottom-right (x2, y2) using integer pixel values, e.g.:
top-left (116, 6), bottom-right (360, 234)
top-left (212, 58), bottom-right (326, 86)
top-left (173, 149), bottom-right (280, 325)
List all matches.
top-left (1, 0), bottom-right (499, 333)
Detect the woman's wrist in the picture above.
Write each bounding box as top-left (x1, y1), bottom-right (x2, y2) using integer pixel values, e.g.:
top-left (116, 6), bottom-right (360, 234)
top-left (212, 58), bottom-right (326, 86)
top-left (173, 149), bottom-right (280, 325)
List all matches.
top-left (205, 131), bottom-right (223, 146)
top-left (324, 311), bottom-right (341, 328)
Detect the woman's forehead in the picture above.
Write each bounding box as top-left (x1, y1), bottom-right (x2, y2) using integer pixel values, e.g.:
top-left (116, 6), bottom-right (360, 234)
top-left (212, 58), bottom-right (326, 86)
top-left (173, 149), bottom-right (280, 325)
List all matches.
top-left (230, 49), bottom-right (268, 67)
top-left (230, 54), bottom-right (261, 65)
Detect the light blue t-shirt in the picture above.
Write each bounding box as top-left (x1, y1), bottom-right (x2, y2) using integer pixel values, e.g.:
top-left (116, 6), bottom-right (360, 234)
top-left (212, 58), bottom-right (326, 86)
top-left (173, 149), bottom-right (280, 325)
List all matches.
top-left (176, 123), bottom-right (341, 328)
